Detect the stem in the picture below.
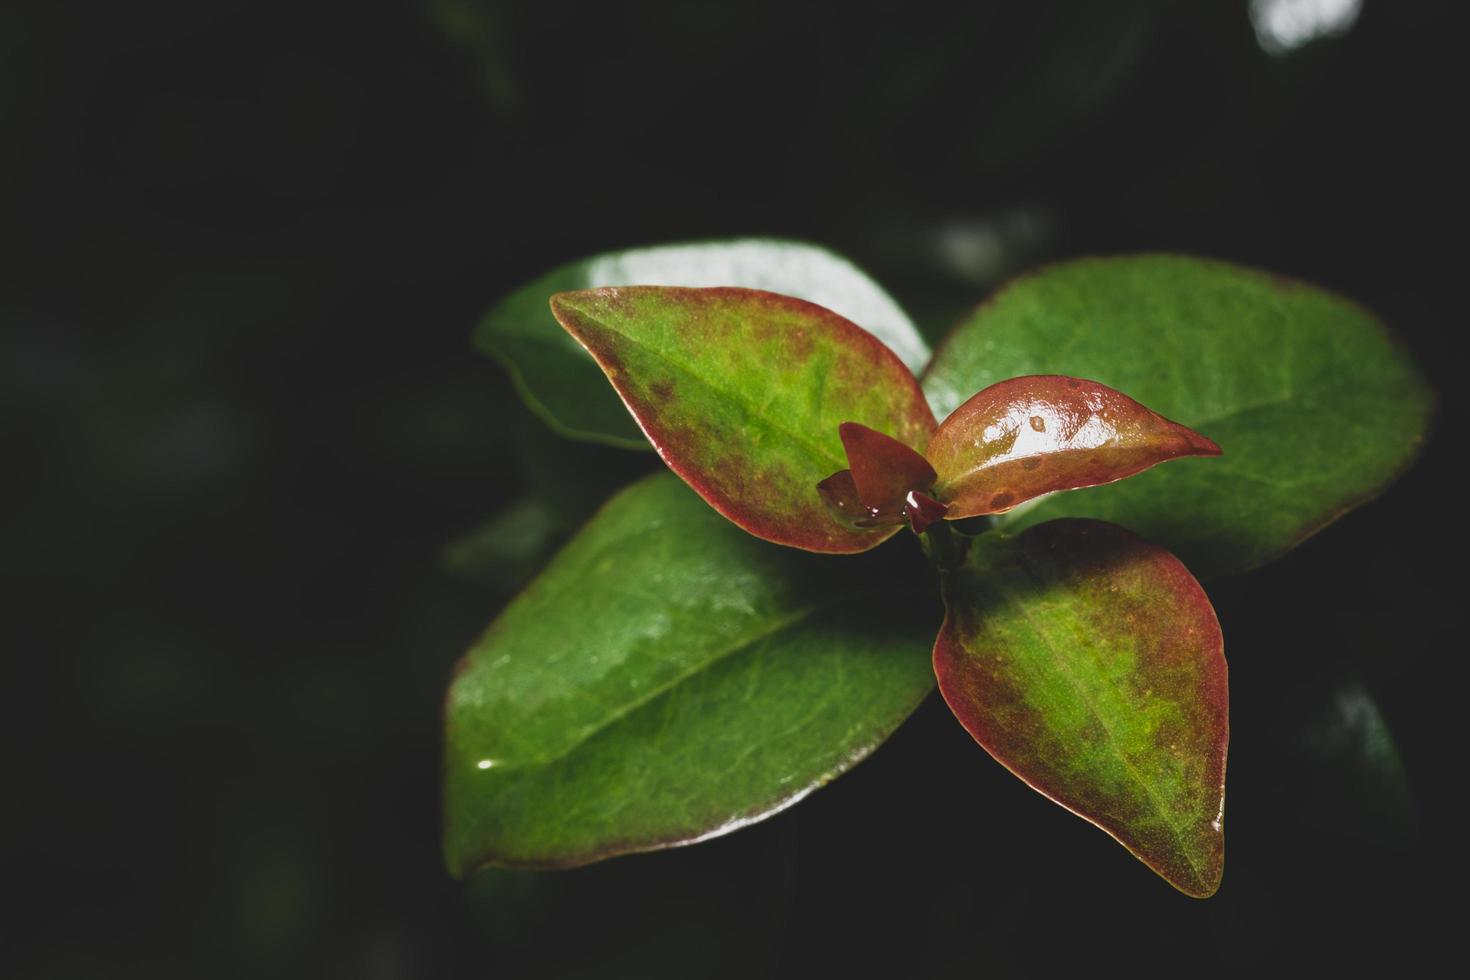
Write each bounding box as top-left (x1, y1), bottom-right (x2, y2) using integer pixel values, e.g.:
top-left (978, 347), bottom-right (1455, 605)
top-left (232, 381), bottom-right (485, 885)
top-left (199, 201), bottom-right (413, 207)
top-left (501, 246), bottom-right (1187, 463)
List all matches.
top-left (920, 519), bottom-right (969, 571)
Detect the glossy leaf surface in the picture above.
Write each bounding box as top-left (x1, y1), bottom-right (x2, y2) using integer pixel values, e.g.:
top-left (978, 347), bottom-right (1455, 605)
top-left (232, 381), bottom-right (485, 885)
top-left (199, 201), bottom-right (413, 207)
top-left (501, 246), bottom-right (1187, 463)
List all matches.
top-left (444, 473), bottom-right (938, 875)
top-left (815, 469), bottom-right (900, 527)
top-left (840, 421), bottom-right (939, 514)
top-left (478, 239), bottom-right (930, 448)
top-left (551, 286), bottom-right (937, 553)
top-left (905, 491), bottom-right (948, 534)
top-left (923, 255), bottom-right (1433, 577)
top-left (926, 375), bottom-right (1220, 519)
top-left (934, 519), bottom-right (1228, 897)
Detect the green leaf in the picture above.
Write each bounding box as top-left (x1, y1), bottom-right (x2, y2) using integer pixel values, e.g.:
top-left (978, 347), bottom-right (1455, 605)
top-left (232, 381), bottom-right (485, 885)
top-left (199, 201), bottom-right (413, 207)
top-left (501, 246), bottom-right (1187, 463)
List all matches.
top-left (551, 286), bottom-right (937, 553)
top-left (479, 239), bottom-right (930, 449)
top-left (440, 496), bottom-right (570, 595)
top-left (1288, 678), bottom-right (1417, 847)
top-left (926, 375), bottom-right (1220, 519)
top-left (934, 519), bottom-right (1228, 897)
top-left (922, 255), bottom-right (1433, 578)
top-left (444, 472), bottom-right (938, 875)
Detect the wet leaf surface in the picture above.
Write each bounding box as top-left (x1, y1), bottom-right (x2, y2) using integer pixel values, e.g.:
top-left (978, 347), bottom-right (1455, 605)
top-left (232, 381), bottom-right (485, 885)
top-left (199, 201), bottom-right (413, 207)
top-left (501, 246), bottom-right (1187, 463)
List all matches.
top-left (922, 255), bottom-right (1433, 577)
top-left (925, 374), bottom-right (1219, 519)
top-left (840, 421), bottom-right (939, 515)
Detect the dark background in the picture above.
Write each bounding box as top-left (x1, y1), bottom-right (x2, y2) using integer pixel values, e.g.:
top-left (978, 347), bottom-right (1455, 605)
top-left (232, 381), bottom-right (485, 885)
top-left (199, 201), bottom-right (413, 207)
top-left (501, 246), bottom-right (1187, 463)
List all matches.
top-left (6, 1), bottom-right (1461, 976)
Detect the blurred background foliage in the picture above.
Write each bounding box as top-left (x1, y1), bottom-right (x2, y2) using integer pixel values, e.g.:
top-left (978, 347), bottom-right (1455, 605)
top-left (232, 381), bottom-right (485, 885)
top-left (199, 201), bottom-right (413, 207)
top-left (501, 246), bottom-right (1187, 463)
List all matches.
top-left (4, 0), bottom-right (1458, 976)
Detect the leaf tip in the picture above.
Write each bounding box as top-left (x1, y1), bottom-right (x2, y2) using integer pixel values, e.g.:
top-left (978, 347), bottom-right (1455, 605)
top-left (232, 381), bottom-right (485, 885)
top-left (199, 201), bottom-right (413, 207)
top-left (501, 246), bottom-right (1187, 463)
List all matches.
top-left (547, 289), bottom-right (586, 318)
top-left (1178, 425), bottom-right (1222, 458)
top-left (1164, 853), bottom-right (1223, 899)
top-left (1195, 434), bottom-right (1223, 457)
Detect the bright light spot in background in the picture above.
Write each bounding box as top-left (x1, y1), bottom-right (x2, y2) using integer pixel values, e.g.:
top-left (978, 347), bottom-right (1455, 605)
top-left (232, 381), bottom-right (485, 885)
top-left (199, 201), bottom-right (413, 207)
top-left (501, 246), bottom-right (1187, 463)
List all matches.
top-left (1250, 0), bottom-right (1363, 56)
top-left (932, 208), bottom-right (1053, 287)
top-left (476, 759), bottom-right (496, 770)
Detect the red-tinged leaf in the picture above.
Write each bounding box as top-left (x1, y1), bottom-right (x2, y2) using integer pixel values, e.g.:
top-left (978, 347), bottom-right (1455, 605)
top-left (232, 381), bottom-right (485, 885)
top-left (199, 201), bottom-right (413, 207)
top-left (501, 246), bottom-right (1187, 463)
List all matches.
top-left (839, 421), bottom-right (939, 514)
top-left (817, 471), bottom-right (949, 534)
top-left (934, 519), bottom-right (1228, 897)
top-left (925, 375), bottom-right (1220, 519)
top-left (817, 469), bottom-right (868, 523)
top-left (478, 239), bottom-right (932, 448)
top-left (550, 287), bottom-right (937, 553)
top-left (816, 469), bottom-right (904, 528)
top-left (920, 255), bottom-right (1433, 578)
top-left (904, 490), bottom-right (948, 534)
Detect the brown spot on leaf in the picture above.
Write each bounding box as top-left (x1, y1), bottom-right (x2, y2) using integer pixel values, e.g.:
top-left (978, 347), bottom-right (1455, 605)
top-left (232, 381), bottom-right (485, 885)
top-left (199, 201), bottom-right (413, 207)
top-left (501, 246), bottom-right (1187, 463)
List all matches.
top-left (595, 346), bottom-right (626, 380)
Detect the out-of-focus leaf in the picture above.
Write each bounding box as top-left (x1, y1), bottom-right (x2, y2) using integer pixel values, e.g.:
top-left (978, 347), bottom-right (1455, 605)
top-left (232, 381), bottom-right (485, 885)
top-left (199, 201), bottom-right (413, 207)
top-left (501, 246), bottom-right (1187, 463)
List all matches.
top-left (444, 473), bottom-right (938, 874)
top-left (934, 519), bottom-right (1228, 897)
top-left (441, 497), bottom-right (569, 595)
top-left (1289, 679), bottom-right (1416, 846)
top-left (550, 286), bottom-right (936, 553)
top-left (479, 240), bottom-right (929, 449)
top-left (922, 255), bottom-right (1433, 578)
top-left (925, 375), bottom-right (1219, 519)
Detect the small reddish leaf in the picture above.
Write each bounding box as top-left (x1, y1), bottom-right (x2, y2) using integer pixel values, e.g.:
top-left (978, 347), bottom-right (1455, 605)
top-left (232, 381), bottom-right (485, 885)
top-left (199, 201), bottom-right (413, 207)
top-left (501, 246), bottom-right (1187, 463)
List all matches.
top-left (934, 519), bottom-right (1228, 897)
top-left (816, 469), bottom-right (867, 524)
top-left (839, 422), bottom-right (939, 515)
top-left (925, 375), bottom-right (1220, 520)
top-left (817, 470), bottom-right (898, 527)
top-left (816, 469), bottom-right (908, 528)
top-left (904, 491), bottom-right (948, 534)
top-left (550, 287), bottom-right (936, 553)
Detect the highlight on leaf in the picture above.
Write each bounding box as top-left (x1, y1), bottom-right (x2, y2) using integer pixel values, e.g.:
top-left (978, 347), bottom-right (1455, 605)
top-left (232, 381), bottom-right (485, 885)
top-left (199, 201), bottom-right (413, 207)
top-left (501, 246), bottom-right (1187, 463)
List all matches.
top-left (816, 469), bottom-right (899, 527)
top-left (919, 254), bottom-right (1432, 579)
top-left (477, 238), bottom-right (931, 448)
top-left (440, 240), bottom-right (1439, 919)
top-left (841, 422), bottom-right (938, 511)
top-left (904, 490), bottom-right (949, 534)
top-left (818, 422), bottom-right (949, 534)
top-left (925, 375), bottom-right (1220, 520)
top-left (443, 473), bottom-right (938, 874)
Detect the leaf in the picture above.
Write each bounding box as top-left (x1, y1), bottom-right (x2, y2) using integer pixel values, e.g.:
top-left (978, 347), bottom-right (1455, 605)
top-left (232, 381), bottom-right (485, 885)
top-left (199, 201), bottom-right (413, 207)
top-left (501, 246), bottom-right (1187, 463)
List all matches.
top-left (925, 375), bottom-right (1220, 519)
top-left (1287, 678), bottom-right (1417, 847)
top-left (922, 255), bottom-right (1433, 578)
top-left (815, 425), bottom-right (944, 533)
top-left (815, 469), bottom-right (878, 526)
top-left (478, 239), bottom-right (930, 449)
top-left (444, 472), bottom-right (938, 875)
top-left (551, 286), bottom-right (937, 553)
top-left (934, 519), bottom-right (1228, 897)
top-left (440, 496), bottom-right (570, 595)
top-left (840, 421), bottom-right (939, 515)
